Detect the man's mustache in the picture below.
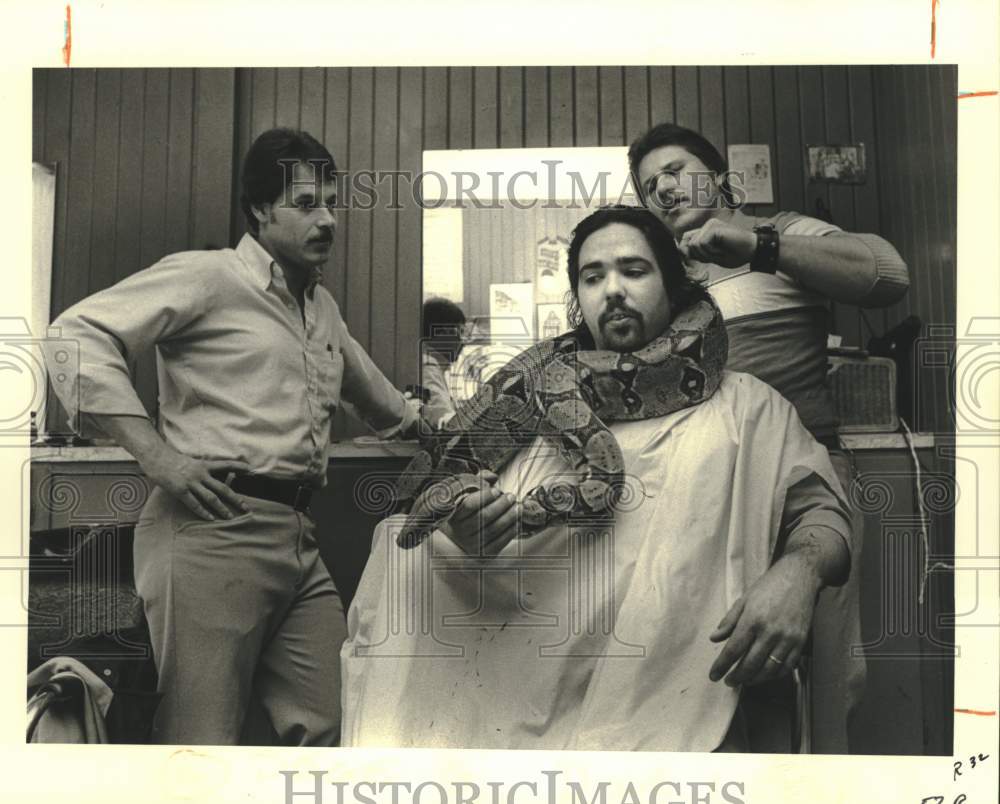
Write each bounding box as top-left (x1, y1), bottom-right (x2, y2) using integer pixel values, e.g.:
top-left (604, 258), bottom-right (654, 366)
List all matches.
top-left (599, 303), bottom-right (641, 328)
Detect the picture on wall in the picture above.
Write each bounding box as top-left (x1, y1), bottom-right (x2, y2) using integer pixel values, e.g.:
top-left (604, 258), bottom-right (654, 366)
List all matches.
top-left (807, 143), bottom-right (867, 184)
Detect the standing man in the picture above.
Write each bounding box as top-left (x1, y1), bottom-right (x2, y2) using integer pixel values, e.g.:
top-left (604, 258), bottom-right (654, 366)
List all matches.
top-left (45, 128), bottom-right (417, 745)
top-left (628, 122), bottom-right (910, 751)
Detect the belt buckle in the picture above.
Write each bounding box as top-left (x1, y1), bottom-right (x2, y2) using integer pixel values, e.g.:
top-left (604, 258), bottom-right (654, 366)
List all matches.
top-left (292, 485), bottom-right (312, 512)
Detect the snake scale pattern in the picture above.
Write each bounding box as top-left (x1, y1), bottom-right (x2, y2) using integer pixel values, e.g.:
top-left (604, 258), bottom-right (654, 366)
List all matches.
top-left (394, 299), bottom-right (728, 548)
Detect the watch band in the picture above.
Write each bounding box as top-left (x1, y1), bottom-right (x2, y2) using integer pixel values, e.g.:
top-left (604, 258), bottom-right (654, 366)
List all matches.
top-left (750, 223), bottom-right (780, 273)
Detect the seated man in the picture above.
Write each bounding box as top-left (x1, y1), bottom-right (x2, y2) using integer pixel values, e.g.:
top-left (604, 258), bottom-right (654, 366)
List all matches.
top-left (341, 207), bottom-right (851, 751)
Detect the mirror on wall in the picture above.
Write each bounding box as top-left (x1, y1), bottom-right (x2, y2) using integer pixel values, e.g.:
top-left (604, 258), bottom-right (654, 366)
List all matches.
top-left (420, 147), bottom-right (635, 403)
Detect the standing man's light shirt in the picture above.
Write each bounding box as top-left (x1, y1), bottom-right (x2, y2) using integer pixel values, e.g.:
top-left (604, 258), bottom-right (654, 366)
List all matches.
top-left (51, 233), bottom-right (414, 483)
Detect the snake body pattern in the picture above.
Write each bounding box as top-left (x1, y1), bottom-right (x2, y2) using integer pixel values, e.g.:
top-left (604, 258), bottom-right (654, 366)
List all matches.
top-left (395, 299), bottom-right (728, 548)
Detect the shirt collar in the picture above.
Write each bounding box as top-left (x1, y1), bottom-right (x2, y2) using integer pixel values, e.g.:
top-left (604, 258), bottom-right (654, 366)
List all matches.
top-left (235, 233), bottom-right (322, 296)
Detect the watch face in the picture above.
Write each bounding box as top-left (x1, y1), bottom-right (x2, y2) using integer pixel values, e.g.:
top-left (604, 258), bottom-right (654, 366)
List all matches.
top-left (751, 225), bottom-right (779, 273)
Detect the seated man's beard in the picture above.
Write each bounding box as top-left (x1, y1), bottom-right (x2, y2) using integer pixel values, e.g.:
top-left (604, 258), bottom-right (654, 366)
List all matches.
top-left (599, 304), bottom-right (646, 350)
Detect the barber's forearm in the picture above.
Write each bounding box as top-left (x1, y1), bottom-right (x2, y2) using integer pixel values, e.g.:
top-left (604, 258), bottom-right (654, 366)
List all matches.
top-left (779, 232), bottom-right (909, 307)
top-left (84, 413), bottom-right (175, 474)
top-left (775, 524), bottom-right (851, 590)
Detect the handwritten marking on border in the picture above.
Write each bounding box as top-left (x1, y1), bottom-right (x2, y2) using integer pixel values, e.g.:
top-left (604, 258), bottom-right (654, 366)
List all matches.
top-left (62, 5), bottom-right (72, 67)
top-left (953, 708), bottom-right (996, 716)
top-left (957, 91), bottom-right (998, 100)
top-left (931, 0), bottom-right (939, 58)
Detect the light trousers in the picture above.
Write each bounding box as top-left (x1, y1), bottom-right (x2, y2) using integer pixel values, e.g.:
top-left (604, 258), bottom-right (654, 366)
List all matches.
top-left (134, 487), bottom-right (345, 745)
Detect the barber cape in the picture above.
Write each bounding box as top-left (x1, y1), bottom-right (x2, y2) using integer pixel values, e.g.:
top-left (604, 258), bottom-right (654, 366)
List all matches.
top-left (341, 372), bottom-right (847, 751)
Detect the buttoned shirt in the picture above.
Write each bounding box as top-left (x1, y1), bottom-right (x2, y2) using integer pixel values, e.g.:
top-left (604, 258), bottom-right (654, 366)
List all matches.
top-left (48, 234), bottom-right (413, 484)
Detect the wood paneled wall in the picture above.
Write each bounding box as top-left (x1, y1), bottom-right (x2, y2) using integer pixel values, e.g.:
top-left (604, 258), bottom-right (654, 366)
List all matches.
top-left (33, 65), bottom-right (956, 433)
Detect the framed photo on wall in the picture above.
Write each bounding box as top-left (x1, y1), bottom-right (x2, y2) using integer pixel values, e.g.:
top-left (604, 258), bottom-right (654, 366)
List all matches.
top-left (807, 143), bottom-right (867, 184)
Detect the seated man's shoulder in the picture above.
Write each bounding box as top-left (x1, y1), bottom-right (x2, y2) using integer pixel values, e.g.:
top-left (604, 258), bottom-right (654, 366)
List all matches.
top-left (718, 370), bottom-right (795, 414)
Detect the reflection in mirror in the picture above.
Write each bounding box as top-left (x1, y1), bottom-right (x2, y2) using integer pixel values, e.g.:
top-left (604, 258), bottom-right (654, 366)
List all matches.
top-left (420, 147), bottom-right (635, 412)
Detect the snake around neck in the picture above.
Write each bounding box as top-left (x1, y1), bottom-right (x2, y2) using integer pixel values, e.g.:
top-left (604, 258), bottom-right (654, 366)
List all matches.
top-left (394, 298), bottom-right (729, 548)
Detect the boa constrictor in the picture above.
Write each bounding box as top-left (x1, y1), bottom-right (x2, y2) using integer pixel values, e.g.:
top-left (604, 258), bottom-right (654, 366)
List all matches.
top-left (394, 299), bottom-right (728, 548)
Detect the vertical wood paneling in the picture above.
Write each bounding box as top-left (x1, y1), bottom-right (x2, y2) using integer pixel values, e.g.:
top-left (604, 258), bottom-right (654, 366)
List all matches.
top-left (250, 69), bottom-right (276, 138)
top-left (747, 66), bottom-right (777, 220)
top-left (648, 67), bottom-right (674, 127)
top-left (599, 67), bottom-right (624, 146)
top-left (847, 66), bottom-right (881, 236)
top-left (798, 67), bottom-right (829, 224)
top-left (773, 66), bottom-right (805, 216)
top-left (322, 68), bottom-right (351, 307)
top-left (699, 67), bottom-right (725, 154)
top-left (90, 70), bottom-right (123, 294)
top-left (574, 68), bottom-right (599, 146)
top-left (623, 66), bottom-right (650, 146)
top-left (548, 68), bottom-right (573, 147)
top-left (823, 66), bottom-right (859, 345)
top-left (61, 70), bottom-right (97, 317)
top-left (275, 70), bottom-right (301, 128)
top-left (370, 67), bottom-right (399, 377)
top-left (232, 69), bottom-right (254, 242)
top-left (345, 68), bottom-right (374, 349)
top-left (473, 67), bottom-right (499, 149)
top-left (114, 70), bottom-right (145, 281)
top-left (191, 69), bottom-right (236, 251)
top-left (396, 69), bottom-right (423, 388)
top-left (823, 66), bottom-right (856, 233)
top-left (449, 68), bottom-right (473, 149)
top-left (724, 67), bottom-right (751, 213)
top-left (901, 67), bottom-right (939, 427)
top-left (138, 71), bottom-right (170, 271)
top-left (299, 69), bottom-right (326, 142)
top-left (524, 67), bottom-right (548, 148)
top-left (673, 67), bottom-right (699, 132)
top-left (870, 65), bottom-right (957, 432)
top-left (499, 68), bottom-right (523, 149)
top-left (423, 68), bottom-right (449, 150)
top-left (164, 69), bottom-right (194, 256)
top-left (41, 71), bottom-right (71, 308)
top-left (723, 67), bottom-right (750, 148)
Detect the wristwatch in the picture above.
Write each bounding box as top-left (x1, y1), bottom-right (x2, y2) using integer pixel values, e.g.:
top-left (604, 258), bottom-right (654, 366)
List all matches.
top-left (750, 223), bottom-right (780, 273)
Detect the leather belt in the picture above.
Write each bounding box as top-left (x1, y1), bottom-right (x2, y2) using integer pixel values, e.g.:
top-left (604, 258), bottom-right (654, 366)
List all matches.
top-left (217, 473), bottom-right (316, 513)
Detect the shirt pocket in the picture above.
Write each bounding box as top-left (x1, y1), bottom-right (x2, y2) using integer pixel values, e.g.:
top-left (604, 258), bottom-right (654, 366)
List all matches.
top-left (318, 348), bottom-right (345, 411)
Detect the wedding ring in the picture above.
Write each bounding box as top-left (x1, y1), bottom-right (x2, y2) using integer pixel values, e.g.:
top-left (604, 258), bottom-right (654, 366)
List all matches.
top-left (767, 654), bottom-right (784, 666)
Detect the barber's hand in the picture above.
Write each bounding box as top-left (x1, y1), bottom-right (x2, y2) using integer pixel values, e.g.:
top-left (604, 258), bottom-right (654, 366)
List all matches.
top-left (141, 447), bottom-right (251, 521)
top-left (708, 552), bottom-right (823, 687)
top-left (398, 397), bottom-right (424, 439)
top-left (678, 218), bottom-right (757, 269)
top-left (439, 471), bottom-right (520, 557)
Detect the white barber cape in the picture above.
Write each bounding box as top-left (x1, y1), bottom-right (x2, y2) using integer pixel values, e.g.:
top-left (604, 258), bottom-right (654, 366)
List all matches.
top-left (341, 372), bottom-right (847, 751)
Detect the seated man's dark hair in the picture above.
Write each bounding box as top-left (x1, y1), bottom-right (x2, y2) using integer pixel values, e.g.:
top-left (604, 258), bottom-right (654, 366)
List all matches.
top-left (565, 205), bottom-right (708, 331)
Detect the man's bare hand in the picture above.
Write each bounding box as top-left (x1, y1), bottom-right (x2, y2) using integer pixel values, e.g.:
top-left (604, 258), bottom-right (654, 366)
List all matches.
top-left (707, 552), bottom-right (822, 687)
top-left (142, 448), bottom-right (251, 521)
top-left (678, 218), bottom-right (757, 268)
top-left (439, 471), bottom-right (520, 557)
